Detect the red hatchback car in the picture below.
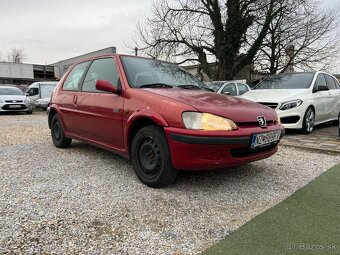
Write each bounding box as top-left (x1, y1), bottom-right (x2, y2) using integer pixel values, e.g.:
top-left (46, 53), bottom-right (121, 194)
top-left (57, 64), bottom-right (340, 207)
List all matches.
top-left (48, 54), bottom-right (284, 187)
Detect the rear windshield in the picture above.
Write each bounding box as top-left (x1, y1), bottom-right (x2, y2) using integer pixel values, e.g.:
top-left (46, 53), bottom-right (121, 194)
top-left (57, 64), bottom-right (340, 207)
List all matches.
top-left (0, 87), bottom-right (23, 95)
top-left (254, 73), bottom-right (314, 89)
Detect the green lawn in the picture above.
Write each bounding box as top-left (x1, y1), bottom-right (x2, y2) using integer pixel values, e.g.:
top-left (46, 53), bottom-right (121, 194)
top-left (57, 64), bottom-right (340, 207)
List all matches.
top-left (202, 164), bottom-right (340, 255)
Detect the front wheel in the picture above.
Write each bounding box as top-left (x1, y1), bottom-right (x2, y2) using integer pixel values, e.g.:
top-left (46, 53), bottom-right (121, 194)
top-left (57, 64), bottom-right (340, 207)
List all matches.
top-left (51, 114), bottom-right (72, 148)
top-left (302, 107), bottom-right (315, 134)
top-left (131, 126), bottom-right (178, 188)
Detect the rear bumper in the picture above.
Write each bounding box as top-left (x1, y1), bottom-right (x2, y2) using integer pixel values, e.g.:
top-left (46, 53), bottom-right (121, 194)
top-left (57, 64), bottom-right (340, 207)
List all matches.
top-left (165, 126), bottom-right (284, 170)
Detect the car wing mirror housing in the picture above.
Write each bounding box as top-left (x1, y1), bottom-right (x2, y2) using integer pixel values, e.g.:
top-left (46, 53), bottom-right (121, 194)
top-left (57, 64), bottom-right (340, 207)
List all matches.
top-left (317, 85), bottom-right (329, 92)
top-left (96, 80), bottom-right (121, 95)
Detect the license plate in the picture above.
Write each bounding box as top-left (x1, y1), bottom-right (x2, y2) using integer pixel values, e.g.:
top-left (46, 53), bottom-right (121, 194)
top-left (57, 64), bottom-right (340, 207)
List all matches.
top-left (9, 105), bottom-right (21, 109)
top-left (251, 130), bottom-right (281, 149)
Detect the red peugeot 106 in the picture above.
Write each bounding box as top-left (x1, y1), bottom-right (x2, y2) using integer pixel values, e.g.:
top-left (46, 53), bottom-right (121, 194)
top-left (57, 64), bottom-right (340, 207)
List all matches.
top-left (48, 54), bottom-right (284, 187)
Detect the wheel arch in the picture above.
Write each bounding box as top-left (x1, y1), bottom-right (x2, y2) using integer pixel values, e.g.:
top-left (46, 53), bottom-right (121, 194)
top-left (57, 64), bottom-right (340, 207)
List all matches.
top-left (125, 110), bottom-right (169, 157)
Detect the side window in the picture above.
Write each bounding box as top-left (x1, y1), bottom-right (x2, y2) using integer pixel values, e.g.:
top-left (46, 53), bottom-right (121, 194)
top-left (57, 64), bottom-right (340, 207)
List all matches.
top-left (237, 83), bottom-right (249, 95)
top-left (332, 77), bottom-right (340, 89)
top-left (221, 83), bottom-right (237, 96)
top-left (82, 58), bottom-right (119, 92)
top-left (325, 75), bottom-right (337, 90)
top-left (63, 62), bottom-right (89, 91)
top-left (314, 74), bottom-right (327, 90)
top-left (27, 88), bottom-right (39, 96)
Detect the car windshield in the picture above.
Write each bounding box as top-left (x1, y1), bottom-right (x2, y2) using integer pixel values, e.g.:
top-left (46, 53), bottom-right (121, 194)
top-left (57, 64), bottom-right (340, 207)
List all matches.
top-left (121, 56), bottom-right (207, 89)
top-left (205, 82), bottom-right (226, 92)
top-left (0, 87), bottom-right (24, 95)
top-left (253, 73), bottom-right (314, 89)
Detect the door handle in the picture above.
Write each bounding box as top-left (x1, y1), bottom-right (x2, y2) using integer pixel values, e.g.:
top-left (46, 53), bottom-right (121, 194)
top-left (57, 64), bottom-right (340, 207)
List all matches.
top-left (73, 95), bottom-right (78, 105)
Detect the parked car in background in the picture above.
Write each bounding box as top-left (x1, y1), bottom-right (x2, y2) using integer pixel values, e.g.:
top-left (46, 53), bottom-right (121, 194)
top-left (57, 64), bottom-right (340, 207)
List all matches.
top-left (0, 86), bottom-right (32, 114)
top-left (24, 82), bottom-right (58, 110)
top-left (216, 81), bottom-right (251, 96)
top-left (240, 72), bottom-right (340, 134)
top-left (48, 54), bottom-right (284, 187)
top-left (205, 80), bottom-right (250, 96)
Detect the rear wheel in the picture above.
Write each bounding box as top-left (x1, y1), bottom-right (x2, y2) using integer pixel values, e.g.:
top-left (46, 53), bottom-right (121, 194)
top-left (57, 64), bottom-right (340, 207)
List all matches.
top-left (131, 126), bottom-right (178, 188)
top-left (51, 114), bottom-right (72, 148)
top-left (302, 107), bottom-right (315, 134)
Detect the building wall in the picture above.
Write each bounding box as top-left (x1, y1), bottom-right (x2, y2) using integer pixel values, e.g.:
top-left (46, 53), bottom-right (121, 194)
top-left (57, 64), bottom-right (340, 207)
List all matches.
top-left (51, 46), bottom-right (116, 79)
top-left (0, 62), bottom-right (34, 79)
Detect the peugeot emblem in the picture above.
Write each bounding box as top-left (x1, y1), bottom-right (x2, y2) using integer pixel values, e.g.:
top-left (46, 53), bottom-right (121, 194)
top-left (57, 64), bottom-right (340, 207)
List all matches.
top-left (257, 116), bottom-right (267, 128)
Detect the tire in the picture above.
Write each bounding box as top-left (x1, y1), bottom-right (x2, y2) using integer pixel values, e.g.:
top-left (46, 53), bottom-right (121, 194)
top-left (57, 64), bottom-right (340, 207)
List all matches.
top-left (26, 111), bottom-right (33, 114)
top-left (301, 107), bottom-right (315, 134)
top-left (131, 126), bottom-right (178, 188)
top-left (51, 114), bottom-right (72, 148)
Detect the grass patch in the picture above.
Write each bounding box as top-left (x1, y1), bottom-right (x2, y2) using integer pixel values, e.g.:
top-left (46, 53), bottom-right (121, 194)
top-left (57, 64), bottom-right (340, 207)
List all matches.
top-left (202, 164), bottom-right (340, 255)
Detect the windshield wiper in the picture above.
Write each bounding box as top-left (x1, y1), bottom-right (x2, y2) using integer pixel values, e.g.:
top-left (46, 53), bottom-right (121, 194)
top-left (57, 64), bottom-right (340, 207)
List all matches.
top-left (177, 84), bottom-right (201, 89)
top-left (178, 84), bottom-right (214, 92)
top-left (140, 83), bottom-right (173, 88)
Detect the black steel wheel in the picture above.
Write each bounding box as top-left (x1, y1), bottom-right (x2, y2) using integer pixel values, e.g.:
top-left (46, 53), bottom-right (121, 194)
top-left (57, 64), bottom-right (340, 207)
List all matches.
top-left (51, 114), bottom-right (72, 148)
top-left (131, 126), bottom-right (178, 188)
top-left (302, 107), bottom-right (315, 134)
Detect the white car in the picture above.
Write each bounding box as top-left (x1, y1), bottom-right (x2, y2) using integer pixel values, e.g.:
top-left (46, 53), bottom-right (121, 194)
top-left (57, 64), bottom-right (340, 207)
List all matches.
top-left (206, 80), bottom-right (251, 95)
top-left (0, 86), bottom-right (33, 114)
top-left (240, 72), bottom-right (340, 133)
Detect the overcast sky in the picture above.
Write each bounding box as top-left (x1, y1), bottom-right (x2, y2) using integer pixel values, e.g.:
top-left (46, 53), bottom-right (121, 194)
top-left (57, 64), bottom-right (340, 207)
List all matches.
top-left (0, 0), bottom-right (339, 70)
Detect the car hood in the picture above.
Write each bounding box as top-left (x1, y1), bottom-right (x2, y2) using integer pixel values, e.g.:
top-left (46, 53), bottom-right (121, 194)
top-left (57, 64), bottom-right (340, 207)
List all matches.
top-left (0, 95), bottom-right (26, 101)
top-left (144, 89), bottom-right (277, 122)
top-left (240, 89), bottom-right (309, 103)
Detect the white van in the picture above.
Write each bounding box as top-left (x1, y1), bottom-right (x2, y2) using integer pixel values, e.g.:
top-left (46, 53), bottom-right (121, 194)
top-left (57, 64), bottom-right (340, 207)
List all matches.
top-left (25, 82), bottom-right (58, 110)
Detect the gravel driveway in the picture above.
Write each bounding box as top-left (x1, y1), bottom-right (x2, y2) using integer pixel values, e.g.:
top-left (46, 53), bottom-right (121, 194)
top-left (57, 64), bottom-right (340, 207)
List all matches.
top-left (0, 112), bottom-right (339, 254)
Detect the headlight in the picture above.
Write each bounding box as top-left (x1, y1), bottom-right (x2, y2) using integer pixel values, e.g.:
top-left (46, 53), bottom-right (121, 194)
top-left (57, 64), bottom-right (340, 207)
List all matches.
top-left (275, 112), bottom-right (281, 125)
top-left (182, 112), bottom-right (237, 131)
top-left (24, 97), bottom-right (31, 103)
top-left (279, 99), bottom-right (303, 111)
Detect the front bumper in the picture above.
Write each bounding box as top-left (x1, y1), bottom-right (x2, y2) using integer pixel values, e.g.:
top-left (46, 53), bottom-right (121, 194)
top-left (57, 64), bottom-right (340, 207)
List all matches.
top-left (164, 126), bottom-right (284, 170)
top-left (277, 107), bottom-right (305, 130)
top-left (0, 103), bottom-right (32, 112)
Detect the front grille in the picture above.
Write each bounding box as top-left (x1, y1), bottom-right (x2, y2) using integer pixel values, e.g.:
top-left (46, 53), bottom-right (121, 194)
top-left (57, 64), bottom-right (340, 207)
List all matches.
top-left (2, 104), bottom-right (27, 110)
top-left (258, 102), bottom-right (278, 109)
top-left (231, 144), bottom-right (277, 158)
top-left (5, 100), bottom-right (23, 103)
top-left (236, 120), bottom-right (274, 127)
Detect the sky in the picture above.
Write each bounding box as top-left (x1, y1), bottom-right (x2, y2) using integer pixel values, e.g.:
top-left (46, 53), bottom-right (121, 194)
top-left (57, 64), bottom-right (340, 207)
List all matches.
top-left (0, 0), bottom-right (339, 69)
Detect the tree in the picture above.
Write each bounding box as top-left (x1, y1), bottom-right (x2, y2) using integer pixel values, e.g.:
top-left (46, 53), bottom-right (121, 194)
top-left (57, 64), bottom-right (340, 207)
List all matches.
top-left (7, 48), bottom-right (25, 63)
top-left (135, 0), bottom-right (290, 80)
top-left (254, 1), bottom-right (339, 74)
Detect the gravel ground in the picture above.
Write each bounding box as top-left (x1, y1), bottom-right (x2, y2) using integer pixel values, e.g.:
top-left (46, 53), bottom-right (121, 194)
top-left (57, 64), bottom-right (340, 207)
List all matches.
top-left (0, 112), bottom-right (339, 254)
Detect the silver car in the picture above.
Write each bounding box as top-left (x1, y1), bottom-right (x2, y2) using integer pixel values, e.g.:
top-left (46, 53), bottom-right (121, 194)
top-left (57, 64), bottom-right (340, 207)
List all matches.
top-left (0, 86), bottom-right (33, 114)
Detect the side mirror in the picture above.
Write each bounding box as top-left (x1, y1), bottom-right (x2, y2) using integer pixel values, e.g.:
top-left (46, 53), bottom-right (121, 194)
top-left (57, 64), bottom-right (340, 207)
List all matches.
top-left (317, 85), bottom-right (329, 91)
top-left (223, 91), bottom-right (230, 95)
top-left (26, 93), bottom-right (30, 96)
top-left (95, 80), bottom-right (120, 94)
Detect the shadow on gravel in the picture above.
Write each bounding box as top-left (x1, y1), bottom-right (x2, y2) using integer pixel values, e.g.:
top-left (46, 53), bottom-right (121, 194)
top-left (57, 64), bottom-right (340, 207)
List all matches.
top-left (67, 140), bottom-right (262, 189)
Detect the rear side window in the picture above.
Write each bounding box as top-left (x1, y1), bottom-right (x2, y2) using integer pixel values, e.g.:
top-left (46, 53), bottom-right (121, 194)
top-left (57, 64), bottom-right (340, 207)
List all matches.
top-left (63, 62), bottom-right (90, 91)
top-left (325, 74), bottom-right (337, 90)
top-left (81, 58), bottom-right (119, 92)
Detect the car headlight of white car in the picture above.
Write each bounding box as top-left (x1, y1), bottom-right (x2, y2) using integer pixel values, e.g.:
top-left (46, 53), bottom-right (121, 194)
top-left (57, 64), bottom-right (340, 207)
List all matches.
top-left (279, 99), bottom-right (303, 111)
top-left (182, 112), bottom-right (238, 131)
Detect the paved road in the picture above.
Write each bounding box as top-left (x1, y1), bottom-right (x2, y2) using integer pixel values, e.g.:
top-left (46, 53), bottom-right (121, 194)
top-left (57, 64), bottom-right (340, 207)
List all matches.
top-left (281, 123), bottom-right (340, 153)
